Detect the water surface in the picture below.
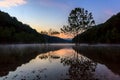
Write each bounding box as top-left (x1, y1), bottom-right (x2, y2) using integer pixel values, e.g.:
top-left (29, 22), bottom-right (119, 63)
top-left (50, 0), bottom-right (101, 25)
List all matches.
top-left (0, 44), bottom-right (120, 80)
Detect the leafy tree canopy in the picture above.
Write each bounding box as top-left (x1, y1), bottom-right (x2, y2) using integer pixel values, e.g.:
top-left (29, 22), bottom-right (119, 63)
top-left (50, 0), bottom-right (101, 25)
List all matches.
top-left (61, 8), bottom-right (95, 37)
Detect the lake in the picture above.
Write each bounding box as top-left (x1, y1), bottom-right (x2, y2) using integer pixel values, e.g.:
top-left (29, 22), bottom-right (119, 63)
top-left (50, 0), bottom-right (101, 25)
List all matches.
top-left (0, 44), bottom-right (120, 80)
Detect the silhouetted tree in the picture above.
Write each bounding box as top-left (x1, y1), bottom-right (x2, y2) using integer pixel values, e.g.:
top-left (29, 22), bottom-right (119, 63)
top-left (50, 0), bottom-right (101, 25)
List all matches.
top-left (61, 8), bottom-right (95, 37)
top-left (48, 29), bottom-right (60, 35)
top-left (40, 31), bottom-right (48, 35)
top-left (41, 29), bottom-right (60, 36)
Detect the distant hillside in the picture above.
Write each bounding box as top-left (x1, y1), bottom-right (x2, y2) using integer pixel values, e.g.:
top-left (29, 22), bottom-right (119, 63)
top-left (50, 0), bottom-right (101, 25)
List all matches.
top-left (43, 35), bottom-right (72, 43)
top-left (0, 10), bottom-right (69, 44)
top-left (73, 12), bottom-right (120, 44)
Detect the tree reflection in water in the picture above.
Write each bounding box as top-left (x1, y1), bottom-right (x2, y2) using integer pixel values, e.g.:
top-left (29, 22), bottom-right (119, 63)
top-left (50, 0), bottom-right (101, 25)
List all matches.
top-left (39, 51), bottom-right (60, 60)
top-left (61, 51), bottom-right (97, 80)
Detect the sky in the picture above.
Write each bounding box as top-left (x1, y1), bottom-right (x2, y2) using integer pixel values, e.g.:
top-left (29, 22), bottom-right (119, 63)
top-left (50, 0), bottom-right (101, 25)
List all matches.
top-left (0, 0), bottom-right (120, 38)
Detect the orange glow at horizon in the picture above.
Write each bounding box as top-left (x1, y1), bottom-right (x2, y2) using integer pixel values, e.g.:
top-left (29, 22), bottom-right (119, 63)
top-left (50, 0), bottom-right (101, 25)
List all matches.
top-left (52, 33), bottom-right (73, 39)
top-left (30, 24), bottom-right (72, 39)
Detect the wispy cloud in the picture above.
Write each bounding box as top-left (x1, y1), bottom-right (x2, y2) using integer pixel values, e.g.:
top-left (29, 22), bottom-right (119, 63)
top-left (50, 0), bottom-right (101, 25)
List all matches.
top-left (0, 0), bottom-right (27, 8)
top-left (39, 0), bottom-right (70, 10)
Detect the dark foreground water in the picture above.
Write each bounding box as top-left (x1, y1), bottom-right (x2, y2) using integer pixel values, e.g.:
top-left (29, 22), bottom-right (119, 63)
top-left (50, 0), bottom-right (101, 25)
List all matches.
top-left (0, 44), bottom-right (120, 80)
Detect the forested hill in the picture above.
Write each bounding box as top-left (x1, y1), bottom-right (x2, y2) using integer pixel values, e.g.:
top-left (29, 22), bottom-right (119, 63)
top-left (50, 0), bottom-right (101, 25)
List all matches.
top-left (73, 12), bottom-right (120, 44)
top-left (0, 10), bottom-right (46, 43)
top-left (0, 10), bottom-right (69, 44)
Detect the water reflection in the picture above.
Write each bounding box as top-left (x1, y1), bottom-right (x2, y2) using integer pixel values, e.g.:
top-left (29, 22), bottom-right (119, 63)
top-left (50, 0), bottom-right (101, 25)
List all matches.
top-left (39, 51), bottom-right (60, 60)
top-left (0, 44), bottom-right (66, 77)
top-left (61, 51), bottom-right (97, 80)
top-left (0, 44), bottom-right (120, 80)
top-left (0, 48), bottom-right (72, 80)
top-left (73, 45), bottom-right (120, 76)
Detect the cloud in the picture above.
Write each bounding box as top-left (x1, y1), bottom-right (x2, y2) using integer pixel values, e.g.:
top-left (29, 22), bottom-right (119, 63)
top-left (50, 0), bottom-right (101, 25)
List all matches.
top-left (0, 0), bottom-right (27, 8)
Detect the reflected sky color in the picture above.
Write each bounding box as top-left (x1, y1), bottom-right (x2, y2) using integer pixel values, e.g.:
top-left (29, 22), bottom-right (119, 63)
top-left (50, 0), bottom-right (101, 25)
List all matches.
top-left (0, 48), bottom-right (120, 80)
top-left (0, 0), bottom-right (120, 32)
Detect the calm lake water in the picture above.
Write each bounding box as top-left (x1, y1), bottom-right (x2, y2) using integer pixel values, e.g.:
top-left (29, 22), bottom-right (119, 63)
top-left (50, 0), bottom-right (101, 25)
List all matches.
top-left (0, 44), bottom-right (120, 80)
